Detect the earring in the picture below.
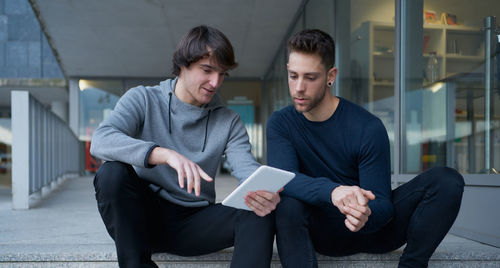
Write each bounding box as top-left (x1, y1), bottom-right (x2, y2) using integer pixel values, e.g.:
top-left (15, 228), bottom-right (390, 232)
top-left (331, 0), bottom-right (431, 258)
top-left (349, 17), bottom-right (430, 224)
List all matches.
top-left (327, 82), bottom-right (332, 86)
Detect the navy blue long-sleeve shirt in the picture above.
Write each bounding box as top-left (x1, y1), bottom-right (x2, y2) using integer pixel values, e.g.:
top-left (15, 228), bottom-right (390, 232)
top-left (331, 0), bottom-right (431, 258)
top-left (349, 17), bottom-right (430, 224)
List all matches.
top-left (266, 97), bottom-right (394, 233)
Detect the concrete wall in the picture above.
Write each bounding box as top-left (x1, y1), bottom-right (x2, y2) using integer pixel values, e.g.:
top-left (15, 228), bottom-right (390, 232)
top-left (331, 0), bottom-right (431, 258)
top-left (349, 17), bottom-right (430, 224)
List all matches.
top-left (0, 0), bottom-right (62, 78)
top-left (452, 184), bottom-right (500, 247)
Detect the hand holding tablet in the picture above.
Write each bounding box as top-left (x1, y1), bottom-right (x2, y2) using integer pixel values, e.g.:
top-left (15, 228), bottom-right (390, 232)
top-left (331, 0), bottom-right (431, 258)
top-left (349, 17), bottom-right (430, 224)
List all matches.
top-left (222, 165), bottom-right (295, 210)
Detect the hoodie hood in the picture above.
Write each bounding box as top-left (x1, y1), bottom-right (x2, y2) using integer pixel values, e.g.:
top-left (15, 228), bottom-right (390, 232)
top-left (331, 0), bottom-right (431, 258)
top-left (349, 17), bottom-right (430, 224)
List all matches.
top-left (160, 78), bottom-right (224, 152)
top-left (160, 78), bottom-right (224, 114)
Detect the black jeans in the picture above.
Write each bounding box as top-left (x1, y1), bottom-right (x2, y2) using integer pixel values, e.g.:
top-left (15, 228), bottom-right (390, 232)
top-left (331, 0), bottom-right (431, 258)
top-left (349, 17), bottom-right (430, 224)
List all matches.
top-left (275, 166), bottom-right (465, 268)
top-left (94, 161), bottom-right (275, 268)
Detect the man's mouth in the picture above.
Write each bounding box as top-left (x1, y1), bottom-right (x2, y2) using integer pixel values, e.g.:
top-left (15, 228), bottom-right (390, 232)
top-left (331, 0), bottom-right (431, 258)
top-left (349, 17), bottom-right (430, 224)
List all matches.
top-left (294, 97), bottom-right (308, 104)
top-left (202, 87), bottom-right (215, 94)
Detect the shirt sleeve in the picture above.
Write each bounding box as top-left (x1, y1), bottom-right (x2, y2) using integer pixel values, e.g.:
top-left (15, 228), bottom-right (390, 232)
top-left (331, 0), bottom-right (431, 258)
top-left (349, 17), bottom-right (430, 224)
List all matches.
top-left (90, 87), bottom-right (159, 168)
top-left (224, 114), bottom-right (261, 183)
top-left (266, 112), bottom-right (340, 207)
top-left (357, 118), bottom-right (394, 233)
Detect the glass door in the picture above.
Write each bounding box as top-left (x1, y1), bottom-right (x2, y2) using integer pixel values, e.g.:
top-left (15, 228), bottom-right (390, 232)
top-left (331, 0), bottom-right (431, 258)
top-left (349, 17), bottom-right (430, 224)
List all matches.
top-left (399, 0), bottom-right (500, 247)
top-left (401, 1), bottom-right (500, 175)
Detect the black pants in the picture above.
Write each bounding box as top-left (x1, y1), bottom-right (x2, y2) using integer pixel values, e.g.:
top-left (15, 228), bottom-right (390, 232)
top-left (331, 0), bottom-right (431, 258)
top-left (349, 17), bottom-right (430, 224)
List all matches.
top-left (94, 161), bottom-right (275, 268)
top-left (275, 166), bottom-right (465, 268)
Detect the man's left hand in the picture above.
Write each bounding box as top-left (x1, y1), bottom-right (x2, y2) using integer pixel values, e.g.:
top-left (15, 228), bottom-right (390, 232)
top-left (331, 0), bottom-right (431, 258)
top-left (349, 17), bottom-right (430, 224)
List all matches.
top-left (244, 190), bottom-right (281, 217)
top-left (343, 203), bottom-right (372, 232)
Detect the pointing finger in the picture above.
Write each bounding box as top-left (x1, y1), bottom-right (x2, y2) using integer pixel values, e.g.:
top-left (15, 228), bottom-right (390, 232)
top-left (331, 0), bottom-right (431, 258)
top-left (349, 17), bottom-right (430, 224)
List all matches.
top-left (197, 166), bottom-right (213, 182)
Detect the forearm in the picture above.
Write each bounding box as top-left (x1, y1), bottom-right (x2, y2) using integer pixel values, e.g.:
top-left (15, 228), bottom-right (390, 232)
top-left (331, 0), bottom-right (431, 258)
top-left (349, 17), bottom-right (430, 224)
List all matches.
top-left (281, 173), bottom-right (340, 207)
top-left (361, 199), bottom-right (394, 233)
top-left (90, 86), bottom-right (156, 168)
top-left (357, 118), bottom-right (394, 233)
top-left (90, 126), bottom-right (158, 168)
top-left (225, 116), bottom-right (261, 183)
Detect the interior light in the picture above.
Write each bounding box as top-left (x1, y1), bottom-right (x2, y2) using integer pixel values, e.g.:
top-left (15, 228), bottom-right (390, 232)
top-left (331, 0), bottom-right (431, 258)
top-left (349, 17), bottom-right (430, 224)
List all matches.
top-left (79, 79), bottom-right (91, 91)
top-left (429, 82), bottom-right (444, 93)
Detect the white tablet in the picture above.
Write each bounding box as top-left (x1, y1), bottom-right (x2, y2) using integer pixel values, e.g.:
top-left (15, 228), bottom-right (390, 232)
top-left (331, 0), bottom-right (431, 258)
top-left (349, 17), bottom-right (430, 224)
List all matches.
top-left (222, 165), bottom-right (295, 210)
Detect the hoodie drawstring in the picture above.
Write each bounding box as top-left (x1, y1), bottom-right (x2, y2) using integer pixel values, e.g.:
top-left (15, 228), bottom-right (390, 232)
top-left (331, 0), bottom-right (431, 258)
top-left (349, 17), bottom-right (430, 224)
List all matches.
top-left (202, 110), bottom-right (211, 152)
top-left (168, 91), bottom-right (210, 152)
top-left (168, 92), bottom-right (172, 134)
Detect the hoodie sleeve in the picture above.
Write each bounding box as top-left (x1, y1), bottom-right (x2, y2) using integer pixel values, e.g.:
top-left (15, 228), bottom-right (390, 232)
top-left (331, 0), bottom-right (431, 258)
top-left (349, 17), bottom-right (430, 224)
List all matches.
top-left (224, 114), bottom-right (261, 183)
top-left (90, 86), bottom-right (159, 168)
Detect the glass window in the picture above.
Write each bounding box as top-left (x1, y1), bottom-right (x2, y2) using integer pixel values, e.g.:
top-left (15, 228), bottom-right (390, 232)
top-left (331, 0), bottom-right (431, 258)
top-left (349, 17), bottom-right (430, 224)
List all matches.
top-left (402, 0), bottom-right (500, 174)
top-left (337, 0), bottom-right (396, 172)
top-left (305, 0), bottom-right (334, 30)
top-left (78, 79), bottom-right (122, 141)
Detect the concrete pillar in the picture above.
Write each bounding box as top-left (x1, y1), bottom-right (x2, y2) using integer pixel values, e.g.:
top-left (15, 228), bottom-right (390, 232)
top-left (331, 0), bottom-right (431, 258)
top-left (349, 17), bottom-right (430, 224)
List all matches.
top-left (11, 91), bottom-right (30, 210)
top-left (51, 101), bottom-right (68, 123)
top-left (69, 79), bottom-right (79, 137)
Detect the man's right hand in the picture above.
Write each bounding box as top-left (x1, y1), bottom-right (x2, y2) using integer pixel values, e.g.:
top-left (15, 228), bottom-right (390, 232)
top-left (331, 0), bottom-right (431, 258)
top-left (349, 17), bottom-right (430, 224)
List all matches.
top-left (331, 185), bottom-right (375, 232)
top-left (148, 147), bottom-right (213, 196)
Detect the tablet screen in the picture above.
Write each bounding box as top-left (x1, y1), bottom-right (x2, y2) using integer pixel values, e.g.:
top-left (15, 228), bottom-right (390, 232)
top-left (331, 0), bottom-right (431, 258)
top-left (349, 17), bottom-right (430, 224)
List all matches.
top-left (221, 165), bottom-right (295, 210)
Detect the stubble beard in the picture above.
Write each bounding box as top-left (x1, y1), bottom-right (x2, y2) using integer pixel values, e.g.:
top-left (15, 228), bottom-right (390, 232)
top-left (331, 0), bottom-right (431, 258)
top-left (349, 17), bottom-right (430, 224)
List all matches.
top-left (293, 86), bottom-right (327, 114)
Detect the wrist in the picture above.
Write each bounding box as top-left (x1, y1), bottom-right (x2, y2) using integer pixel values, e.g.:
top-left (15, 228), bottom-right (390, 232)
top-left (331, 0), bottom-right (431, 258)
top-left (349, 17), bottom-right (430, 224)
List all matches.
top-left (148, 147), bottom-right (170, 165)
top-left (330, 185), bottom-right (342, 204)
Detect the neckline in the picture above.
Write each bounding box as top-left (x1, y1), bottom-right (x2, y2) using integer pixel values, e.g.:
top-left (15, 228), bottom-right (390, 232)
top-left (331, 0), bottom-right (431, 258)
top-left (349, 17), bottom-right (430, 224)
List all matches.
top-left (297, 97), bottom-right (343, 124)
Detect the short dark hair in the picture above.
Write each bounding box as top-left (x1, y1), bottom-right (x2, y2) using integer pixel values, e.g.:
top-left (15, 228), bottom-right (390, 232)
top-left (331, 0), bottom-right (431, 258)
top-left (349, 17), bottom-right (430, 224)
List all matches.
top-left (172, 25), bottom-right (238, 76)
top-left (287, 29), bottom-right (335, 70)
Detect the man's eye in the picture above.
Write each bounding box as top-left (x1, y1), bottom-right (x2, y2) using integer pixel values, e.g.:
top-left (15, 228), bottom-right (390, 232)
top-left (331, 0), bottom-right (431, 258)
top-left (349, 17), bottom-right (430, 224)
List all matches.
top-left (289, 75), bottom-right (297, 79)
top-left (203, 69), bottom-right (211, 73)
top-left (307, 77), bottom-right (316, 81)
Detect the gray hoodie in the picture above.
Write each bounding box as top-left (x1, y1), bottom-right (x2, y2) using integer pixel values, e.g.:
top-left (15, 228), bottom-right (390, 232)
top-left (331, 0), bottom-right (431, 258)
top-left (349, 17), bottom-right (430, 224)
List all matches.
top-left (90, 78), bottom-right (260, 207)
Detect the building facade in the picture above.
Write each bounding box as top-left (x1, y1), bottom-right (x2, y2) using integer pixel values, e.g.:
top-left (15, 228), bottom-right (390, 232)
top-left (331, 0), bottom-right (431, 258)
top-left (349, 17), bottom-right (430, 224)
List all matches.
top-left (2, 0), bottom-right (499, 247)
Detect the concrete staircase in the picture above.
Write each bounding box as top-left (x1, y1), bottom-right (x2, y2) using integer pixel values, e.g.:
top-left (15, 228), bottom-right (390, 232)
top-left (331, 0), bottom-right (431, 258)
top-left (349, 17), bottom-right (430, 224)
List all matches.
top-left (1, 176), bottom-right (499, 267)
top-left (2, 238), bottom-right (500, 267)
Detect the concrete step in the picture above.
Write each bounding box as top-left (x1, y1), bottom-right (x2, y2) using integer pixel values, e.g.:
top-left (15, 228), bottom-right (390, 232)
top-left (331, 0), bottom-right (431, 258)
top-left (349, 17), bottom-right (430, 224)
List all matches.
top-left (1, 235), bottom-right (500, 268)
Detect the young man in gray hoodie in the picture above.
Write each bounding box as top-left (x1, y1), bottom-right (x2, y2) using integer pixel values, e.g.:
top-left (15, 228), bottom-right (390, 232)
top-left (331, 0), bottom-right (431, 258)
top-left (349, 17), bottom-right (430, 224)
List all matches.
top-left (91, 25), bottom-right (280, 268)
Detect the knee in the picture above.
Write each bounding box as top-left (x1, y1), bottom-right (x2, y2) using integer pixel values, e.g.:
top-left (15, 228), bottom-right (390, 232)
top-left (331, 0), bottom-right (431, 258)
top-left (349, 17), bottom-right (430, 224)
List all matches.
top-left (94, 161), bottom-right (137, 201)
top-left (423, 166), bottom-right (465, 201)
top-left (275, 196), bottom-right (309, 228)
top-left (237, 209), bottom-right (275, 234)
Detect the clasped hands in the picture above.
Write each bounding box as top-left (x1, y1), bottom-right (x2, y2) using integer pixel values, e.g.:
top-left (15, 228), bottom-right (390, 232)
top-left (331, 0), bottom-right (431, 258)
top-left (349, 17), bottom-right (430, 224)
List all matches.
top-left (331, 185), bottom-right (375, 232)
top-left (149, 147), bottom-right (280, 217)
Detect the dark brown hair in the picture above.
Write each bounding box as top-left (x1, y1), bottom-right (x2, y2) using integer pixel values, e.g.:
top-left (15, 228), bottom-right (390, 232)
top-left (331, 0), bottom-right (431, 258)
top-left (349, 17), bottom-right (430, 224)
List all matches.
top-left (287, 29), bottom-right (335, 70)
top-left (172, 25), bottom-right (238, 76)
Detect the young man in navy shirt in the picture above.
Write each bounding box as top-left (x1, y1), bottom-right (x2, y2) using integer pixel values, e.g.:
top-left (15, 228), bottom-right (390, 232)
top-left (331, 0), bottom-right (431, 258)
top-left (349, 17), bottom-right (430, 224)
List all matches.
top-left (267, 29), bottom-right (465, 268)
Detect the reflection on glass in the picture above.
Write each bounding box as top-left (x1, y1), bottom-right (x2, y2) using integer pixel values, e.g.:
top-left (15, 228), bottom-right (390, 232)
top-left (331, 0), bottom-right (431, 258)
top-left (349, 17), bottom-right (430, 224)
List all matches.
top-left (403, 0), bottom-right (499, 174)
top-left (263, 0), bottom-right (338, 121)
top-left (78, 79), bottom-right (121, 141)
top-left (0, 119), bottom-right (11, 188)
top-left (343, 0), bottom-right (395, 172)
top-left (79, 79), bottom-right (122, 173)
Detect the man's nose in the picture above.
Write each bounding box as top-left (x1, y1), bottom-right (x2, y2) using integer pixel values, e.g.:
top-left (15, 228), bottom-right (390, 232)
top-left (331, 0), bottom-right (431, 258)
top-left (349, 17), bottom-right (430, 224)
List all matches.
top-left (209, 73), bottom-right (223, 88)
top-left (294, 78), bottom-right (305, 92)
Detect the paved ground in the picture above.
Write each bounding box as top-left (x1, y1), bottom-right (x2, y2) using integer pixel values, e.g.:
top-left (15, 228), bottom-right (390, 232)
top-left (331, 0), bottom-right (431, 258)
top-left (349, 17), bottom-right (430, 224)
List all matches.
top-left (0, 174), bottom-right (499, 266)
top-left (0, 174), bottom-right (238, 252)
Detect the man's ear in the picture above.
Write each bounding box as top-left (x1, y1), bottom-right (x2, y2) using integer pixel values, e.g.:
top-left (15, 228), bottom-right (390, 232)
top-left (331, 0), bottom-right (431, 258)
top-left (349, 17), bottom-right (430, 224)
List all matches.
top-left (327, 67), bottom-right (338, 84)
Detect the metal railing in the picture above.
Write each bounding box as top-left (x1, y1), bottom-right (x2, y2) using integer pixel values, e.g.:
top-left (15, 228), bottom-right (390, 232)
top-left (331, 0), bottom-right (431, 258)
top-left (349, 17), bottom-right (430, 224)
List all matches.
top-left (11, 90), bottom-right (80, 209)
